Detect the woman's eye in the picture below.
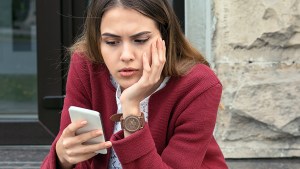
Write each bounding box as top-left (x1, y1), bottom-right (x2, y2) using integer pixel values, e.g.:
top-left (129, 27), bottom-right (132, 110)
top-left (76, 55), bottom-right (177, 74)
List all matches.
top-left (134, 38), bottom-right (149, 44)
top-left (105, 41), bottom-right (119, 46)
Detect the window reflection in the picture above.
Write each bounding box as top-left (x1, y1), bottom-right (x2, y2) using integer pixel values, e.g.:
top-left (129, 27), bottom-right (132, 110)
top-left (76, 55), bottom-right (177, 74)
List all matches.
top-left (13, 0), bottom-right (36, 51)
top-left (0, 0), bottom-right (37, 119)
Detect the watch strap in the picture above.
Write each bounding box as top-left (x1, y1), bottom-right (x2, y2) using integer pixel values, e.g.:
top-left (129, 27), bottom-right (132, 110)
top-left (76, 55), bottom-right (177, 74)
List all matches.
top-left (110, 113), bottom-right (123, 122)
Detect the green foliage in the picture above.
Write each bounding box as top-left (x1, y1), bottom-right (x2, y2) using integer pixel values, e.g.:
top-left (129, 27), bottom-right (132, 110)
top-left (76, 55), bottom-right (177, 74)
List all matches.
top-left (0, 74), bottom-right (37, 102)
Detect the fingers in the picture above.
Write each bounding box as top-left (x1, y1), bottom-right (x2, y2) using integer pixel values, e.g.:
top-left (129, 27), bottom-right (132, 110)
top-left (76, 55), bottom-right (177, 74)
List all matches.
top-left (62, 120), bottom-right (87, 137)
top-left (62, 141), bottom-right (112, 164)
top-left (152, 37), bottom-right (166, 70)
top-left (157, 38), bottom-right (166, 72)
top-left (61, 140), bottom-right (111, 165)
top-left (142, 52), bottom-right (151, 74)
top-left (61, 120), bottom-right (105, 149)
top-left (66, 141), bottom-right (112, 156)
top-left (156, 37), bottom-right (166, 63)
top-left (62, 129), bottom-right (104, 149)
top-left (161, 40), bottom-right (166, 63)
top-left (75, 129), bottom-right (103, 144)
top-left (149, 37), bottom-right (166, 82)
top-left (140, 37), bottom-right (166, 89)
top-left (57, 124), bottom-right (112, 166)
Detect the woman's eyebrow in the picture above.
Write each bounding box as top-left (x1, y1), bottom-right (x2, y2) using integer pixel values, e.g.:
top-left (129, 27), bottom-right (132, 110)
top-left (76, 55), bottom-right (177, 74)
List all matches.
top-left (130, 31), bottom-right (151, 38)
top-left (101, 33), bottom-right (120, 38)
top-left (101, 31), bottom-right (151, 38)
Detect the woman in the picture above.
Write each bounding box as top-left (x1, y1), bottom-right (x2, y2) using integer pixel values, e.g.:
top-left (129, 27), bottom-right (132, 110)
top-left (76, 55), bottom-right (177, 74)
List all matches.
top-left (41, 0), bottom-right (228, 168)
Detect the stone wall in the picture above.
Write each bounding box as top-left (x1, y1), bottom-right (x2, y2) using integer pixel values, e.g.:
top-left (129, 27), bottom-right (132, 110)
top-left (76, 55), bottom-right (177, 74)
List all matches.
top-left (213, 0), bottom-right (300, 158)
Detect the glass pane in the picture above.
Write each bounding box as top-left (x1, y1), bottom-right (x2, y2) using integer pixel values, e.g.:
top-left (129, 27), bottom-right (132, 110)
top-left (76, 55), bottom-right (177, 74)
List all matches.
top-left (0, 0), bottom-right (37, 119)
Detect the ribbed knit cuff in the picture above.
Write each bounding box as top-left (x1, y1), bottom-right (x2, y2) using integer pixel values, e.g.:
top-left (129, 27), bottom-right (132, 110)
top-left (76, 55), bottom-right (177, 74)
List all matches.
top-left (110, 124), bottom-right (155, 164)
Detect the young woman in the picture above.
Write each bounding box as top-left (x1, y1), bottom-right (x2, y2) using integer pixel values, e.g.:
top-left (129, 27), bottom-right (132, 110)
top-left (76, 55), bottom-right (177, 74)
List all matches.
top-left (41, 0), bottom-right (228, 168)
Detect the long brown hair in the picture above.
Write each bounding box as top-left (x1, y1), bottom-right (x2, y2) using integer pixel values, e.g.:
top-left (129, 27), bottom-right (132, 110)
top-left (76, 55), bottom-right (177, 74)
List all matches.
top-left (70, 0), bottom-right (209, 76)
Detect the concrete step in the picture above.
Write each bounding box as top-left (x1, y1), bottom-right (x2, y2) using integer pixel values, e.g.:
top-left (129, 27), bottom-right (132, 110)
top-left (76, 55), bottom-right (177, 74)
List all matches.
top-left (0, 146), bottom-right (299, 169)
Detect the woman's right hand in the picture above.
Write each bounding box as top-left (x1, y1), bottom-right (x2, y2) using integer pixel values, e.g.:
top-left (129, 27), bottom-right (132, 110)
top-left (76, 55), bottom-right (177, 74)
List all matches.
top-left (56, 120), bottom-right (112, 169)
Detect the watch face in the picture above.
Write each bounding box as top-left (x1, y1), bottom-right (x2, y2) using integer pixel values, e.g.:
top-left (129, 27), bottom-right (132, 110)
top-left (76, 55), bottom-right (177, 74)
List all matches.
top-left (124, 116), bottom-right (141, 132)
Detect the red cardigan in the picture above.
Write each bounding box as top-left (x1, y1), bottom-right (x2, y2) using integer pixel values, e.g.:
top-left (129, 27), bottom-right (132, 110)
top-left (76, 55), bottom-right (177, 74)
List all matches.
top-left (41, 53), bottom-right (228, 169)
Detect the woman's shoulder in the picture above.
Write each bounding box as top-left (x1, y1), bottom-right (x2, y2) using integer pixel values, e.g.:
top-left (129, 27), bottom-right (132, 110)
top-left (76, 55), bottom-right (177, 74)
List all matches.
top-left (70, 52), bottom-right (92, 66)
top-left (183, 63), bottom-right (220, 85)
top-left (168, 63), bottom-right (221, 93)
top-left (70, 52), bottom-right (108, 74)
top-left (189, 63), bottom-right (218, 78)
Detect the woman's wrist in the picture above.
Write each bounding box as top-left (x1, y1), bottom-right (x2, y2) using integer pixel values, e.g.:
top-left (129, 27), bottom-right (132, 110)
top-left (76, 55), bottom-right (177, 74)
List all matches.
top-left (120, 100), bottom-right (140, 117)
top-left (121, 105), bottom-right (140, 118)
top-left (56, 155), bottom-right (74, 169)
top-left (56, 144), bottom-right (74, 169)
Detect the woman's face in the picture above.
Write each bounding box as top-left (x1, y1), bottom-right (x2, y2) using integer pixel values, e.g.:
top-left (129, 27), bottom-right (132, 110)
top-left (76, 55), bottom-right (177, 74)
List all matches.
top-left (100, 7), bottom-right (162, 90)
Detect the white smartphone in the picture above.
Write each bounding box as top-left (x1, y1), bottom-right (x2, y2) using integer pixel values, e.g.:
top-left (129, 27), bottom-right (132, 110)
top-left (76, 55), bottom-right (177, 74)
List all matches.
top-left (68, 106), bottom-right (107, 154)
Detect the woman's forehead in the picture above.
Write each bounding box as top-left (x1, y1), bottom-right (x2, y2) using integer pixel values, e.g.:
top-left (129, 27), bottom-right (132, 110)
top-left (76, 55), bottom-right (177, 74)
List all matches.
top-left (100, 7), bottom-right (158, 35)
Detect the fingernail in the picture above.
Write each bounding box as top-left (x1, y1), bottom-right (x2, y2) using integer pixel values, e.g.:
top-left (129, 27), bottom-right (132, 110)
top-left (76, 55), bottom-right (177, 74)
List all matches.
top-left (105, 141), bottom-right (112, 147)
top-left (81, 121), bottom-right (87, 125)
top-left (96, 130), bottom-right (103, 135)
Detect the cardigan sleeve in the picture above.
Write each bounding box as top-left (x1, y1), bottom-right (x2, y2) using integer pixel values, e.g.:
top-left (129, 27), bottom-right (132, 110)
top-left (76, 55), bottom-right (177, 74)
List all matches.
top-left (40, 53), bottom-right (93, 169)
top-left (110, 83), bottom-right (225, 169)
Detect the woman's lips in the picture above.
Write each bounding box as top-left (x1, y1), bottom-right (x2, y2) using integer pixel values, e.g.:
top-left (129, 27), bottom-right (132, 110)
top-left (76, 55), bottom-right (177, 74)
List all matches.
top-left (119, 68), bottom-right (138, 77)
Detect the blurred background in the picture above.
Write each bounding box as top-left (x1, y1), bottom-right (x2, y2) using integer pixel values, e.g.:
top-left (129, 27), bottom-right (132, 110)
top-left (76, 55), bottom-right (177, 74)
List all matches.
top-left (0, 0), bottom-right (299, 168)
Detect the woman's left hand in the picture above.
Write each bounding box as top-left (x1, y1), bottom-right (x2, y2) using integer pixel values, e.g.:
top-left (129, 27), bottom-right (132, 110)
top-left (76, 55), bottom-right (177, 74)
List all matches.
top-left (120, 37), bottom-right (166, 117)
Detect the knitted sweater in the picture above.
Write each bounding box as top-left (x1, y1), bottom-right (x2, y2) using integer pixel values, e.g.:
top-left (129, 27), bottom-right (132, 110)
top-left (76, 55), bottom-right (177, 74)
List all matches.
top-left (41, 53), bottom-right (228, 169)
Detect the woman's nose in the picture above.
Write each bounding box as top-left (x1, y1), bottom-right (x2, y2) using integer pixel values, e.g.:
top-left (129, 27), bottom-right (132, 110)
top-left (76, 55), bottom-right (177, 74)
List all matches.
top-left (120, 43), bottom-right (134, 62)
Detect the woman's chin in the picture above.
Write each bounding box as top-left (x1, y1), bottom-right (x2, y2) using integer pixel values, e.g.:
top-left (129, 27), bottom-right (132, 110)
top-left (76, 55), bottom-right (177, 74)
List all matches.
top-left (119, 81), bottom-right (136, 91)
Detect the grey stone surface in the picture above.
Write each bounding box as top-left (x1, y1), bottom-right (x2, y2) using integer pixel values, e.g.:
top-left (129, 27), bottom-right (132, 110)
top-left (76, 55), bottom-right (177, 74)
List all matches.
top-left (227, 158), bottom-right (300, 169)
top-left (213, 0), bottom-right (300, 158)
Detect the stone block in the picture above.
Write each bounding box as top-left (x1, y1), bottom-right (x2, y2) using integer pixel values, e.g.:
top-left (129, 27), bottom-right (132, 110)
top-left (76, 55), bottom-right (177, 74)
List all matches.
top-left (213, 0), bottom-right (300, 158)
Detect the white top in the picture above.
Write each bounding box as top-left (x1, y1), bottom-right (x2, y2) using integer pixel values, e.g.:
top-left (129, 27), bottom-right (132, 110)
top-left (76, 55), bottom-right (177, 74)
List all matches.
top-left (109, 76), bottom-right (170, 169)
